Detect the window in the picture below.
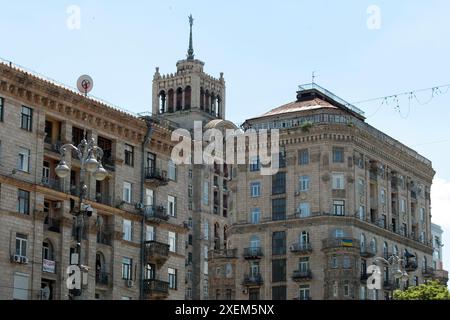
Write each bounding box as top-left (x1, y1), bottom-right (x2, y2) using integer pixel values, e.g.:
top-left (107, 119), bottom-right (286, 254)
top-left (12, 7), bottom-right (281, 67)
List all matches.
top-left (332, 281), bottom-right (338, 298)
top-left (13, 273), bottom-right (29, 300)
top-left (343, 256), bottom-right (351, 269)
top-left (122, 219), bottom-right (132, 241)
top-left (332, 147), bottom-right (344, 163)
top-left (358, 206), bottom-right (365, 220)
top-left (299, 175), bottom-right (310, 191)
top-left (250, 182), bottom-right (261, 197)
top-left (331, 256), bottom-right (338, 268)
top-left (272, 172), bottom-right (286, 195)
top-left (414, 276), bottom-right (419, 286)
top-left (298, 202), bottom-right (310, 217)
top-left (15, 234), bottom-right (27, 257)
top-left (18, 189), bottom-right (30, 215)
top-left (21, 106), bottom-right (33, 131)
top-left (146, 225), bottom-right (155, 241)
top-left (122, 182), bottom-right (132, 203)
top-left (122, 258), bottom-right (132, 280)
top-left (249, 288), bottom-right (260, 300)
top-left (225, 289), bottom-right (232, 300)
top-left (299, 285), bottom-right (310, 300)
top-left (419, 208), bottom-right (425, 222)
top-left (168, 268), bottom-right (177, 289)
top-left (188, 185), bottom-right (193, 198)
top-left (334, 229), bottom-right (344, 238)
top-left (380, 189), bottom-right (386, 204)
top-left (360, 233), bottom-right (366, 251)
top-left (124, 144), bottom-right (134, 166)
top-left (203, 222), bottom-right (209, 240)
top-left (370, 238), bottom-right (377, 253)
top-left (272, 259), bottom-right (286, 282)
top-left (343, 281), bottom-right (350, 296)
top-left (18, 147), bottom-right (31, 172)
top-left (298, 149), bottom-right (309, 165)
top-left (358, 178), bottom-right (365, 195)
top-left (400, 198), bottom-right (406, 213)
top-left (359, 285), bottom-right (366, 300)
top-left (0, 97), bottom-right (4, 122)
top-left (203, 181), bottom-right (209, 205)
top-left (332, 173), bottom-right (345, 189)
top-left (272, 198), bottom-right (286, 221)
top-left (272, 231), bottom-right (286, 255)
top-left (168, 231), bottom-right (177, 252)
top-left (168, 160), bottom-right (177, 181)
top-left (250, 235), bottom-right (260, 249)
top-left (333, 200), bottom-right (345, 216)
top-left (272, 285), bottom-right (286, 300)
top-left (393, 245), bottom-right (398, 256)
top-left (300, 231), bottom-right (310, 246)
top-left (299, 257), bottom-right (310, 272)
top-left (168, 195), bottom-right (176, 217)
top-left (251, 208), bottom-right (260, 224)
top-left (249, 156), bottom-right (260, 171)
top-left (145, 264), bottom-right (155, 280)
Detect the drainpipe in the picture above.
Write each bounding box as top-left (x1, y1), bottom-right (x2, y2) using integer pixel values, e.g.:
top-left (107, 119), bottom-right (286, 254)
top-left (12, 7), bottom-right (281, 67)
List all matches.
top-left (139, 118), bottom-right (153, 300)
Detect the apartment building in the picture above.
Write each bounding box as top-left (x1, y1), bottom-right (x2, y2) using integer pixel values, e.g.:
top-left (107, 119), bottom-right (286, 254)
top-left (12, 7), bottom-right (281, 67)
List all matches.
top-left (209, 83), bottom-right (447, 300)
top-left (0, 60), bottom-right (189, 300)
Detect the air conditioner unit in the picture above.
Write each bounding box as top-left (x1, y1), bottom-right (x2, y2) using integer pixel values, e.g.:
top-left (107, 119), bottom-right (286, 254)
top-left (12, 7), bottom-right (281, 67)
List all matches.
top-left (12, 254), bottom-right (21, 263)
top-left (126, 280), bottom-right (134, 288)
top-left (135, 202), bottom-right (144, 210)
top-left (21, 256), bottom-right (29, 264)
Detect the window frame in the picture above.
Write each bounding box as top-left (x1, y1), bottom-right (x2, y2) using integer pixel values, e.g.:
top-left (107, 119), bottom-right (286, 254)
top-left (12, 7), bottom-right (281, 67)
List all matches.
top-left (122, 182), bottom-right (132, 203)
top-left (298, 149), bottom-right (309, 165)
top-left (18, 189), bottom-right (30, 215)
top-left (122, 219), bottom-right (132, 241)
top-left (18, 147), bottom-right (31, 173)
top-left (124, 144), bottom-right (134, 166)
top-left (20, 106), bottom-right (33, 131)
top-left (332, 147), bottom-right (344, 163)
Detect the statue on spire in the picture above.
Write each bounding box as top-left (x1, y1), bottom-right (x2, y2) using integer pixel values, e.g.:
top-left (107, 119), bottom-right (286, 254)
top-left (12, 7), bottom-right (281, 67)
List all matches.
top-left (187, 14), bottom-right (194, 60)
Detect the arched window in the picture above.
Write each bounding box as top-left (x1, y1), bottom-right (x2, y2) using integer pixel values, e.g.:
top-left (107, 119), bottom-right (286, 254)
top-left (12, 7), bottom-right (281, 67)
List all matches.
top-left (205, 90), bottom-right (210, 112)
top-left (383, 242), bottom-right (388, 258)
top-left (42, 240), bottom-right (54, 261)
top-left (167, 89), bottom-right (174, 112)
top-left (203, 221), bottom-right (209, 240)
top-left (176, 87), bottom-right (183, 111)
top-left (214, 222), bottom-right (220, 250)
top-left (370, 238), bottom-right (377, 253)
top-left (223, 225), bottom-right (228, 249)
top-left (300, 231), bottom-right (310, 245)
top-left (158, 90), bottom-right (166, 113)
top-left (423, 256), bottom-right (427, 269)
top-left (210, 92), bottom-right (216, 115)
top-left (200, 87), bottom-right (205, 110)
top-left (184, 86), bottom-right (191, 110)
top-left (216, 96), bottom-right (221, 117)
top-left (360, 233), bottom-right (366, 251)
top-left (393, 245), bottom-right (398, 256)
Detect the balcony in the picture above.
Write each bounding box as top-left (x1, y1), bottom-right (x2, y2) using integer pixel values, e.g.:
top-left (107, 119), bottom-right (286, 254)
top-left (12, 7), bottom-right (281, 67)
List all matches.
top-left (143, 279), bottom-right (169, 299)
top-left (292, 270), bottom-right (312, 282)
top-left (243, 247), bottom-right (263, 259)
top-left (210, 248), bottom-right (238, 259)
top-left (433, 270), bottom-right (449, 284)
top-left (41, 177), bottom-right (64, 193)
top-left (322, 238), bottom-right (360, 250)
top-left (145, 241), bottom-right (170, 265)
top-left (144, 205), bottom-right (169, 221)
top-left (405, 261), bottom-right (418, 272)
top-left (243, 274), bottom-right (263, 286)
top-left (290, 243), bottom-right (313, 254)
top-left (44, 217), bottom-right (61, 233)
top-left (95, 272), bottom-right (110, 286)
top-left (97, 229), bottom-right (113, 246)
top-left (102, 155), bottom-right (115, 172)
top-left (360, 247), bottom-right (376, 258)
top-left (144, 167), bottom-right (168, 187)
top-left (422, 267), bottom-right (435, 277)
top-left (95, 194), bottom-right (112, 206)
top-left (44, 138), bottom-right (62, 154)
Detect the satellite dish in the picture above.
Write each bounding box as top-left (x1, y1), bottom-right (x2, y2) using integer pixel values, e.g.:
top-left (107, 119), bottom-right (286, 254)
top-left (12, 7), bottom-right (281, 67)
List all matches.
top-left (77, 75), bottom-right (94, 95)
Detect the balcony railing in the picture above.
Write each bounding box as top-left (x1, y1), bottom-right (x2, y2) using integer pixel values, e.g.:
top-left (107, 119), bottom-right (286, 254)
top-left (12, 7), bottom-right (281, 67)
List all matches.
top-left (144, 167), bottom-right (168, 186)
top-left (144, 205), bottom-right (169, 221)
top-left (210, 248), bottom-right (238, 259)
top-left (44, 139), bottom-right (62, 153)
top-left (143, 279), bottom-right (169, 299)
top-left (243, 247), bottom-right (263, 259)
top-left (103, 155), bottom-right (115, 172)
top-left (95, 272), bottom-right (110, 286)
top-left (422, 267), bottom-right (435, 277)
top-left (290, 243), bottom-right (313, 254)
top-left (322, 238), bottom-right (360, 250)
top-left (243, 274), bottom-right (263, 286)
top-left (292, 269), bottom-right (312, 281)
top-left (95, 194), bottom-right (112, 206)
top-left (44, 217), bottom-right (61, 233)
top-left (145, 241), bottom-right (170, 265)
top-left (405, 261), bottom-right (418, 272)
top-left (41, 177), bottom-right (64, 193)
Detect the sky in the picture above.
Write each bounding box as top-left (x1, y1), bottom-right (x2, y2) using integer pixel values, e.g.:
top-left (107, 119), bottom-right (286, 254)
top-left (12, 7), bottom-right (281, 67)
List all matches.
top-left (1, 0), bottom-right (450, 274)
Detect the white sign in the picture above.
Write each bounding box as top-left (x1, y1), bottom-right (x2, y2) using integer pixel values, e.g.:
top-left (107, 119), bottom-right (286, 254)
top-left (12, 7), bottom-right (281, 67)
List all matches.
top-left (77, 75), bottom-right (93, 94)
top-left (42, 259), bottom-right (56, 273)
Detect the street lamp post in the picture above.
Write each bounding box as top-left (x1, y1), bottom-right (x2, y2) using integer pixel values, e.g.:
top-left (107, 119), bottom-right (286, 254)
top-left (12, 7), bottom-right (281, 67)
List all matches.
top-left (373, 254), bottom-right (409, 300)
top-left (55, 132), bottom-right (108, 299)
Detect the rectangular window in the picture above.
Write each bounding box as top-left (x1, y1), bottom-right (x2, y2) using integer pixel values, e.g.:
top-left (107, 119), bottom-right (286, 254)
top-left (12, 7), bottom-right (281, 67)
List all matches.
top-left (168, 160), bottom-right (177, 181)
top-left (249, 156), bottom-right (260, 172)
top-left (251, 208), bottom-right (260, 224)
top-left (18, 189), bottom-right (30, 215)
top-left (124, 144), bottom-right (134, 166)
top-left (298, 202), bottom-right (310, 217)
top-left (299, 257), bottom-right (310, 272)
top-left (249, 288), bottom-right (260, 300)
top-left (146, 225), bottom-right (155, 241)
top-left (21, 106), bottom-right (33, 131)
top-left (380, 189), bottom-right (386, 204)
top-left (123, 219), bottom-right (132, 241)
top-left (0, 97), bottom-right (4, 122)
top-left (298, 149), bottom-right (309, 165)
top-left (299, 285), bottom-right (310, 300)
top-left (332, 173), bottom-right (345, 190)
top-left (15, 234), bottom-right (27, 257)
top-left (18, 147), bottom-right (31, 172)
top-left (358, 178), bottom-right (365, 195)
top-left (332, 147), bottom-right (344, 163)
top-left (358, 206), bottom-right (365, 220)
top-left (168, 268), bottom-right (177, 289)
top-left (272, 231), bottom-right (286, 255)
top-left (250, 182), bottom-right (261, 197)
top-left (299, 175), bottom-right (310, 192)
top-left (188, 185), bottom-right (193, 198)
top-left (203, 181), bottom-right (209, 205)
top-left (168, 195), bottom-right (176, 217)
top-left (123, 182), bottom-right (132, 203)
top-left (168, 231), bottom-right (176, 252)
top-left (272, 172), bottom-right (286, 195)
top-left (400, 198), bottom-right (406, 213)
top-left (272, 259), bottom-right (286, 282)
top-left (272, 285), bottom-right (287, 300)
top-left (13, 273), bottom-right (29, 300)
top-left (420, 208), bottom-right (425, 222)
top-left (272, 198), bottom-right (286, 221)
top-left (122, 257), bottom-right (132, 280)
top-left (333, 200), bottom-right (345, 216)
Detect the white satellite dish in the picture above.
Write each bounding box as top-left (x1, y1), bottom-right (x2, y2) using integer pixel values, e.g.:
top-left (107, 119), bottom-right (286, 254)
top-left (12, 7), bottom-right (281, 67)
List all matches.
top-left (77, 75), bottom-right (94, 95)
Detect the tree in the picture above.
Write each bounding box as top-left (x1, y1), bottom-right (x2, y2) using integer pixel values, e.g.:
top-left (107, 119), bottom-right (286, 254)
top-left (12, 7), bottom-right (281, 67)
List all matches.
top-left (394, 280), bottom-right (450, 300)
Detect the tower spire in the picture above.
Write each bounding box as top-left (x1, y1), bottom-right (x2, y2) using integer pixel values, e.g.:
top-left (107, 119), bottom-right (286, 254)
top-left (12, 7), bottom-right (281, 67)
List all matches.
top-left (187, 14), bottom-right (194, 60)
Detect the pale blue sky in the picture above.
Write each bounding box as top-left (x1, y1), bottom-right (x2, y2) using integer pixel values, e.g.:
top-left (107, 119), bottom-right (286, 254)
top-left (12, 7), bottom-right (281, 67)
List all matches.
top-left (2, 0), bottom-right (450, 275)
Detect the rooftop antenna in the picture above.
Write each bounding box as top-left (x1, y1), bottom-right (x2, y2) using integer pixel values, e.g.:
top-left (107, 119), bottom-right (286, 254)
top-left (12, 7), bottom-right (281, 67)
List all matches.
top-left (312, 71), bottom-right (318, 84)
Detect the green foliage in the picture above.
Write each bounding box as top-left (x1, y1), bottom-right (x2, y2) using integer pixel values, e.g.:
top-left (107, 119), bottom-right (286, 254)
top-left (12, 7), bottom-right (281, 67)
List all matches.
top-left (393, 280), bottom-right (450, 300)
top-left (300, 121), bottom-right (313, 132)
